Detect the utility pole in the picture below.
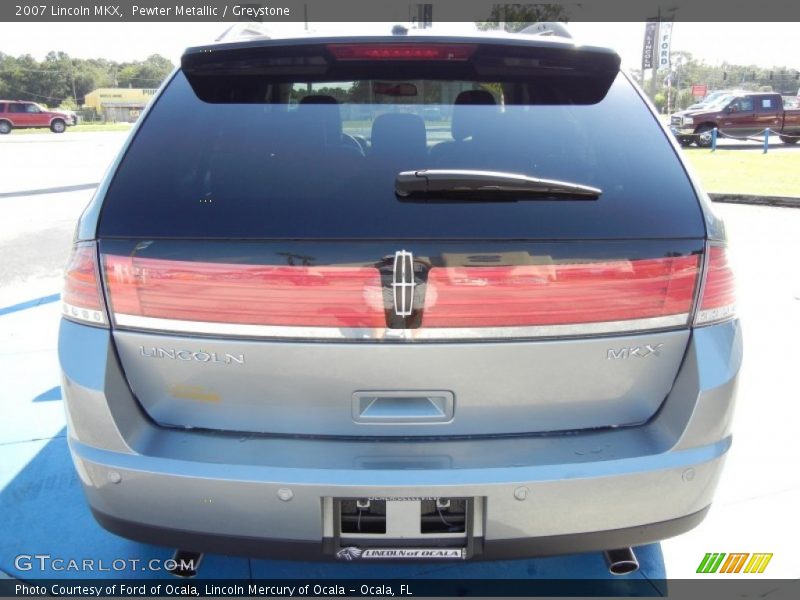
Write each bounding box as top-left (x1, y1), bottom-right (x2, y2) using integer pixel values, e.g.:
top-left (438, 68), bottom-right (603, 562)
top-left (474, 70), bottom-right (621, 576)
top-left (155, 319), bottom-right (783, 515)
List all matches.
top-left (69, 60), bottom-right (78, 105)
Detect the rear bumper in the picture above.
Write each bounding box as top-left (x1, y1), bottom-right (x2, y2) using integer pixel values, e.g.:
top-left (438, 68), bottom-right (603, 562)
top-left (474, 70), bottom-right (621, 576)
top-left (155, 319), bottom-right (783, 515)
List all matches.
top-left (60, 318), bottom-right (742, 560)
top-left (70, 432), bottom-right (727, 560)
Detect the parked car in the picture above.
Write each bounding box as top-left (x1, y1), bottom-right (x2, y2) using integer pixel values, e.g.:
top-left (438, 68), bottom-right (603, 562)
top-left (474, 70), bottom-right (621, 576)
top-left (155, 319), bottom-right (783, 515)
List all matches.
top-left (671, 92), bottom-right (800, 146)
top-left (0, 100), bottom-right (76, 134)
top-left (684, 89), bottom-right (740, 111)
top-left (670, 91), bottom-right (741, 127)
top-left (59, 27), bottom-right (740, 569)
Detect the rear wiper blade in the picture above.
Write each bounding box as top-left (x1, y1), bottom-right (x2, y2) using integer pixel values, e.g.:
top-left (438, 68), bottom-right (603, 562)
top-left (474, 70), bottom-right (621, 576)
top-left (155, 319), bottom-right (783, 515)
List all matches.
top-left (395, 169), bottom-right (601, 201)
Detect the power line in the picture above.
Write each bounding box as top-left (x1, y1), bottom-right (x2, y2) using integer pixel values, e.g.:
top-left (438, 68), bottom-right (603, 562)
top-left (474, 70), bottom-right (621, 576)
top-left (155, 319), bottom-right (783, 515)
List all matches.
top-left (0, 66), bottom-right (64, 73)
top-left (2, 85), bottom-right (66, 101)
top-left (0, 69), bottom-right (166, 83)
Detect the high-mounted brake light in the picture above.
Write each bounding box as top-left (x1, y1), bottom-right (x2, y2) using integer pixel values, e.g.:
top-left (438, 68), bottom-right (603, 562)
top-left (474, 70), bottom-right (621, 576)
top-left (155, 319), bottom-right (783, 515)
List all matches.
top-left (62, 243), bottom-right (107, 326)
top-left (327, 44), bottom-right (476, 61)
top-left (695, 245), bottom-right (736, 325)
top-left (104, 255), bottom-right (385, 329)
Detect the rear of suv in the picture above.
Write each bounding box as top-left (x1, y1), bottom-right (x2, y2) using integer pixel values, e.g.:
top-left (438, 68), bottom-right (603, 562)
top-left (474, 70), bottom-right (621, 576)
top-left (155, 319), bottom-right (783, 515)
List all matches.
top-left (59, 30), bottom-right (741, 563)
top-left (0, 100), bottom-right (76, 134)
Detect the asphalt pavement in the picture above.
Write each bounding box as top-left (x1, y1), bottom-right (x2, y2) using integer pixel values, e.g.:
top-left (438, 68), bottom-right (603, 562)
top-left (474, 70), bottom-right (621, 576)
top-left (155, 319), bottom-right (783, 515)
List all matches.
top-left (1, 131), bottom-right (799, 585)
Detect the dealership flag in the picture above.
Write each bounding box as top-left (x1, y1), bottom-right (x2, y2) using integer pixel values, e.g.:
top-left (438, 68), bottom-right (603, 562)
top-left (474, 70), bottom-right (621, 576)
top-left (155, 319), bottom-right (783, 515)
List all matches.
top-left (657, 22), bottom-right (673, 70)
top-left (642, 21), bottom-right (657, 70)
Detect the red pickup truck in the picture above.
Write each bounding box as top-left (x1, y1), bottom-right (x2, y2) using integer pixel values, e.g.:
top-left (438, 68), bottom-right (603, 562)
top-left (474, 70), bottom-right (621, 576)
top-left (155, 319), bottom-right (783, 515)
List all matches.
top-left (671, 92), bottom-right (800, 147)
top-left (0, 100), bottom-right (76, 134)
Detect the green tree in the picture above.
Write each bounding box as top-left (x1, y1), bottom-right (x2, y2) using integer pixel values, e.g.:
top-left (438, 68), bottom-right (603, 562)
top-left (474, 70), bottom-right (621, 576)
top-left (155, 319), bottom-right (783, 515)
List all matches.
top-left (476, 3), bottom-right (568, 32)
top-left (117, 54), bottom-right (173, 88)
top-left (59, 96), bottom-right (78, 110)
top-left (653, 92), bottom-right (666, 113)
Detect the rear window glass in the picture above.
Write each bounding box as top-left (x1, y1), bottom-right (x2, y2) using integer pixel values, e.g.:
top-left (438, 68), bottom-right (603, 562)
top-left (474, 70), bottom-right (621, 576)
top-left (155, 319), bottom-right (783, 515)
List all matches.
top-left (98, 54), bottom-right (703, 240)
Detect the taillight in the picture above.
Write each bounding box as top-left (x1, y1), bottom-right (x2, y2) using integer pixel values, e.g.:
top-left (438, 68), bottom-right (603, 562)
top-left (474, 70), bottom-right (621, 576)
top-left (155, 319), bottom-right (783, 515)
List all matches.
top-left (103, 255), bottom-right (385, 329)
top-left (62, 243), bottom-right (107, 326)
top-left (327, 43), bottom-right (476, 61)
top-left (695, 245), bottom-right (736, 325)
top-left (98, 250), bottom-right (715, 340)
top-left (423, 255), bottom-right (700, 329)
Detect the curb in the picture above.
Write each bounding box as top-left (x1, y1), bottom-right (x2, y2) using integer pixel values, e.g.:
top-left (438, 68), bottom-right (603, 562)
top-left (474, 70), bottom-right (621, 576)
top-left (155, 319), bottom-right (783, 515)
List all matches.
top-left (709, 194), bottom-right (800, 208)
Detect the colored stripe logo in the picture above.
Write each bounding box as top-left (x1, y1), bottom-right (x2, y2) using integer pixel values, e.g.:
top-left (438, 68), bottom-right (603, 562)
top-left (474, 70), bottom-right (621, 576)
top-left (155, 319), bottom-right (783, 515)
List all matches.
top-left (697, 553), bottom-right (773, 574)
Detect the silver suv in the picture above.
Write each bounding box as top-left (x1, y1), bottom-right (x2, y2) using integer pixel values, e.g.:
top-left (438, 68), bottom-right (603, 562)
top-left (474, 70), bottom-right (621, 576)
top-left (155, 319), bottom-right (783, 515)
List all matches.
top-left (59, 29), bottom-right (740, 567)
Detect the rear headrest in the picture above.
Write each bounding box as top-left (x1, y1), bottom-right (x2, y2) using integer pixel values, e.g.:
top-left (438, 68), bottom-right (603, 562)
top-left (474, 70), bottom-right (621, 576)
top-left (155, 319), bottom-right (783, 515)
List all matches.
top-left (297, 95), bottom-right (342, 144)
top-left (452, 89), bottom-right (496, 141)
top-left (370, 113), bottom-right (427, 159)
top-left (299, 95), bottom-right (338, 105)
top-left (455, 90), bottom-right (496, 106)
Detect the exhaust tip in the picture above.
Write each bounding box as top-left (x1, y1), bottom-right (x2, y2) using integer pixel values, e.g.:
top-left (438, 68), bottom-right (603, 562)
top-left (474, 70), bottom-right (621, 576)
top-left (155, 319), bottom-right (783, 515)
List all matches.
top-left (603, 548), bottom-right (640, 576)
top-left (167, 550), bottom-right (203, 578)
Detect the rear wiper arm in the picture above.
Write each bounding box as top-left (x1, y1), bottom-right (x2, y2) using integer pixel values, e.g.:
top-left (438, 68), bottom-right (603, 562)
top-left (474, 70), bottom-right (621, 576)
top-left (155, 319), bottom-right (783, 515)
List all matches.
top-left (395, 169), bottom-right (601, 201)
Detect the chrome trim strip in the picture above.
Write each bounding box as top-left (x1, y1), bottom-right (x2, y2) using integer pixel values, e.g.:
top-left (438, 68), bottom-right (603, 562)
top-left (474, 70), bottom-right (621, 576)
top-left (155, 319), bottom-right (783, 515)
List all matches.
top-left (689, 241), bottom-right (711, 325)
top-left (113, 313), bottom-right (690, 341)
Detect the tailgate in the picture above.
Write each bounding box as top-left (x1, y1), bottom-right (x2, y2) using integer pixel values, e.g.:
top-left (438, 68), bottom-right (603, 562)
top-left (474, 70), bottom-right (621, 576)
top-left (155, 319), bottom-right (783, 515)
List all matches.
top-left (93, 38), bottom-right (708, 437)
top-left (101, 239), bottom-right (701, 436)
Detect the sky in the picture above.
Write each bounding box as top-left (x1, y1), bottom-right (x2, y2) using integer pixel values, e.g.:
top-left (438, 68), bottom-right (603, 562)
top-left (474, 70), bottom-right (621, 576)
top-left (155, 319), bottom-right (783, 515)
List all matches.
top-left (0, 21), bottom-right (798, 71)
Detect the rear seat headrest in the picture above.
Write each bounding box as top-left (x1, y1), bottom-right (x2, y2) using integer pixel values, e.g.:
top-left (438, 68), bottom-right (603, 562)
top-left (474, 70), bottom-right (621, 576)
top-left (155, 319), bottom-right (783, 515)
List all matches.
top-left (452, 89), bottom-right (497, 141)
top-left (371, 113), bottom-right (427, 157)
top-left (299, 95), bottom-right (339, 105)
top-left (297, 95), bottom-right (343, 144)
top-left (455, 90), bottom-right (496, 106)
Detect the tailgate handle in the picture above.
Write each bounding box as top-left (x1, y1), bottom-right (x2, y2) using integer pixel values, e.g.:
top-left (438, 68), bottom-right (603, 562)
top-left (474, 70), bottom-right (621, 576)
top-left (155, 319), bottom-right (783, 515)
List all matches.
top-left (352, 391), bottom-right (454, 424)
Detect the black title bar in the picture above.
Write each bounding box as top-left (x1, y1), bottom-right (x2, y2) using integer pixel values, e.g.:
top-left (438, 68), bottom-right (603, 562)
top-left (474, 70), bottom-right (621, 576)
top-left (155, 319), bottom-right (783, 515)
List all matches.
top-left (5, 578), bottom-right (666, 598)
top-left (1, 1), bottom-right (800, 22)
top-left (4, 579), bottom-right (800, 599)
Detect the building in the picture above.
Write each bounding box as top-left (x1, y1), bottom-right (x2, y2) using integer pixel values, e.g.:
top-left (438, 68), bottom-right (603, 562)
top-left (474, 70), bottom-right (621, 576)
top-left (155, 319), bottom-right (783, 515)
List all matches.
top-left (82, 88), bottom-right (157, 122)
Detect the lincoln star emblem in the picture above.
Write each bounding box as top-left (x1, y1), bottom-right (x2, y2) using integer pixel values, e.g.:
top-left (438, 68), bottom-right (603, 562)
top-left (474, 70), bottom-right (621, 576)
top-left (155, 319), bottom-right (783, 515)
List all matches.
top-left (392, 250), bottom-right (416, 317)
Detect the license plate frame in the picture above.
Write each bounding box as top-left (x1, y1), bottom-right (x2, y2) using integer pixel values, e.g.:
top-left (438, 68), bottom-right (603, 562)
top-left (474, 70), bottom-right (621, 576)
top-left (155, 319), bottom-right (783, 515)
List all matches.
top-left (329, 496), bottom-right (481, 560)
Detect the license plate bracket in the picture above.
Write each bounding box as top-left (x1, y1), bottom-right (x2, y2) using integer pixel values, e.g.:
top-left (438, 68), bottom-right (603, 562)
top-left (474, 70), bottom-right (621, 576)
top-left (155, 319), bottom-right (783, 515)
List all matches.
top-left (328, 496), bottom-right (482, 560)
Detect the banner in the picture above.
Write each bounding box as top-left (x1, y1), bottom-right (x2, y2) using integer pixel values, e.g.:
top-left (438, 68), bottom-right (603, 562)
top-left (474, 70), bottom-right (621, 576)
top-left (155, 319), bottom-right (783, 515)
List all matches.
top-left (657, 21), bottom-right (674, 70)
top-left (642, 20), bottom-right (657, 70)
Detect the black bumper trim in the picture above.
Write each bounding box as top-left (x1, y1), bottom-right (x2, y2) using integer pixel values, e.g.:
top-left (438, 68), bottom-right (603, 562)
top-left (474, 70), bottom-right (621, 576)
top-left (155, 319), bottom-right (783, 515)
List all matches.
top-left (91, 505), bottom-right (709, 562)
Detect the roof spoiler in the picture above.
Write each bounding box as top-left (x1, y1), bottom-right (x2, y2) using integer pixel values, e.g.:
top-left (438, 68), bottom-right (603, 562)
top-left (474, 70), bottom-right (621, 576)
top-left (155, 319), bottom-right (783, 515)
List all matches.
top-left (517, 22), bottom-right (572, 39)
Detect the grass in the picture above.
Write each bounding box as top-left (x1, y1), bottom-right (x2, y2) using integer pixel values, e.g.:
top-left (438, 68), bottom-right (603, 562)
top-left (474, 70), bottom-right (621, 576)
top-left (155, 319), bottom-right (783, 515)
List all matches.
top-left (682, 148), bottom-right (800, 198)
top-left (8, 122), bottom-right (133, 135)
